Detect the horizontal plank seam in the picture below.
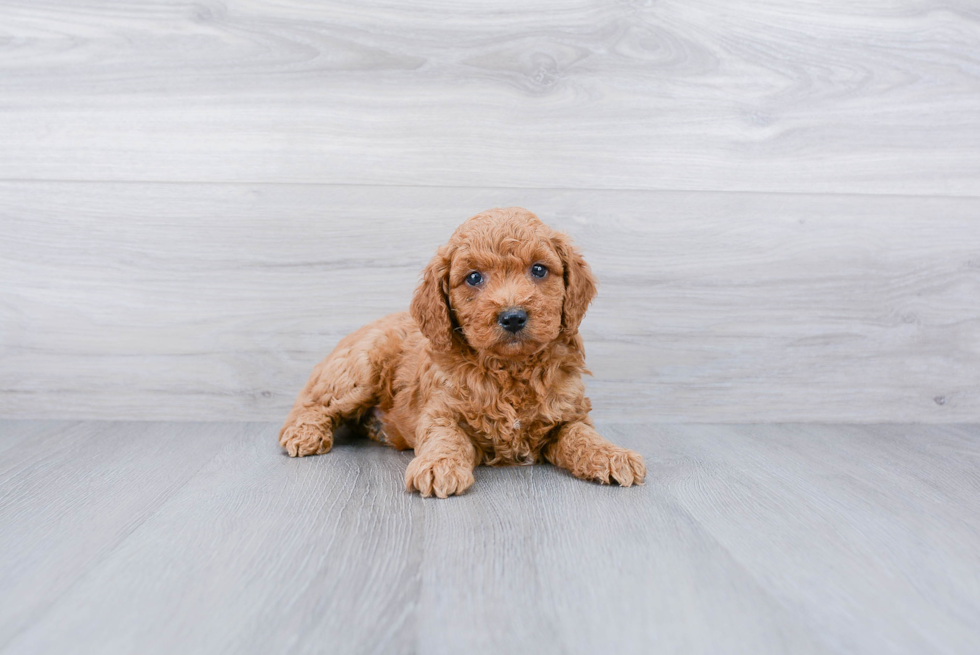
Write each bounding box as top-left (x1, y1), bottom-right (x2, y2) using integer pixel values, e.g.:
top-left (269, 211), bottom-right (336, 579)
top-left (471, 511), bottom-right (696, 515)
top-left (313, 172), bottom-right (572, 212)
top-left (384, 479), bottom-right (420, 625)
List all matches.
top-left (0, 178), bottom-right (978, 200)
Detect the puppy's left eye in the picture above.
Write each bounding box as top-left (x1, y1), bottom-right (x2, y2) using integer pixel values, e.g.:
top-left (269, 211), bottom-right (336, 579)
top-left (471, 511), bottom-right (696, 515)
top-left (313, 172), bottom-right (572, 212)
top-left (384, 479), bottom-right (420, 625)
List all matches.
top-left (530, 263), bottom-right (548, 278)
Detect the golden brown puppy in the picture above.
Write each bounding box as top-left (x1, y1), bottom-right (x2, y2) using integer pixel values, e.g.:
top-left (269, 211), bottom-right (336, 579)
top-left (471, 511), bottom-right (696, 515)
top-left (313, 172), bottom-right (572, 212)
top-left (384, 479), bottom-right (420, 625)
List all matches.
top-left (279, 207), bottom-right (645, 498)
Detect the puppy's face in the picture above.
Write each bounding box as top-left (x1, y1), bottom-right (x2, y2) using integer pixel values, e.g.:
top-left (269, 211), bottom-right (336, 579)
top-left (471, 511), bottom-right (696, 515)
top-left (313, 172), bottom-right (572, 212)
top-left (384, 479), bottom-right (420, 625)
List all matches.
top-left (411, 208), bottom-right (597, 358)
top-left (447, 223), bottom-right (566, 357)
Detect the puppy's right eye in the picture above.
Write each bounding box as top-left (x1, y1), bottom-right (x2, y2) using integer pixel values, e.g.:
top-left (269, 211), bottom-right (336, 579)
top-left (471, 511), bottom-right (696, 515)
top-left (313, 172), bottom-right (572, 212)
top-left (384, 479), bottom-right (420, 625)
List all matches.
top-left (465, 271), bottom-right (483, 286)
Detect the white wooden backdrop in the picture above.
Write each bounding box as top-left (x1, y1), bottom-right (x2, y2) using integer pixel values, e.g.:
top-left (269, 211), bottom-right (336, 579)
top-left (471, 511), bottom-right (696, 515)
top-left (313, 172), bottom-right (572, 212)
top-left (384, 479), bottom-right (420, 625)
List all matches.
top-left (1, 0), bottom-right (979, 422)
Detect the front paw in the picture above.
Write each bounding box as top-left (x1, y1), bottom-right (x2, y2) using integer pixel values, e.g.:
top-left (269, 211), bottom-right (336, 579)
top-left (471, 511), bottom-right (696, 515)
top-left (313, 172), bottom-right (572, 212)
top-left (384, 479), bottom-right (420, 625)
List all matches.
top-left (405, 456), bottom-right (475, 498)
top-left (279, 423), bottom-right (332, 457)
top-left (582, 446), bottom-right (646, 487)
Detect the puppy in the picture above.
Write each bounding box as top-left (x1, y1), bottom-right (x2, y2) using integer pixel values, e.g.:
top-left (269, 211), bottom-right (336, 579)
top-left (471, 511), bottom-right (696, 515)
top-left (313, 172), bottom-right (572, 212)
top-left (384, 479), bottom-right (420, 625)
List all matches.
top-left (279, 207), bottom-right (645, 498)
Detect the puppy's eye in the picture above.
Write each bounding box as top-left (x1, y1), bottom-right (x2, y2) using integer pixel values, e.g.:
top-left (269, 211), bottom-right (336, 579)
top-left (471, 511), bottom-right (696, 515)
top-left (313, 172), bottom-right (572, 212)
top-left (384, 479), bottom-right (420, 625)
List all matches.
top-left (465, 271), bottom-right (483, 286)
top-left (530, 263), bottom-right (548, 278)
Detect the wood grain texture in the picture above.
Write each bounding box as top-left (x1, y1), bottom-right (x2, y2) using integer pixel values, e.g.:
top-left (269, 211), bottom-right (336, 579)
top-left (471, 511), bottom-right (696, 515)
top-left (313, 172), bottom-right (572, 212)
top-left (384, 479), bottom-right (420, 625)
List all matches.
top-left (1, 1), bottom-right (979, 194)
top-left (1, 421), bottom-right (978, 654)
top-left (0, 420), bottom-right (232, 647)
top-left (618, 423), bottom-right (980, 654)
top-left (2, 182), bottom-right (978, 422)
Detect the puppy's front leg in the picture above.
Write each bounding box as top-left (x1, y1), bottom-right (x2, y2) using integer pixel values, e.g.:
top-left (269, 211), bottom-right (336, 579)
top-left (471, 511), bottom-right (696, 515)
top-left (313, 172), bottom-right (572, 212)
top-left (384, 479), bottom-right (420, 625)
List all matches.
top-left (405, 415), bottom-right (478, 499)
top-left (544, 421), bottom-right (646, 487)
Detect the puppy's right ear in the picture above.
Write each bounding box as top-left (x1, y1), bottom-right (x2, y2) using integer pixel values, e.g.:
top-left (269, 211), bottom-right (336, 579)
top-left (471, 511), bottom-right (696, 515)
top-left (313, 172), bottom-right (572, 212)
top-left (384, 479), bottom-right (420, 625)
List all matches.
top-left (411, 244), bottom-right (456, 352)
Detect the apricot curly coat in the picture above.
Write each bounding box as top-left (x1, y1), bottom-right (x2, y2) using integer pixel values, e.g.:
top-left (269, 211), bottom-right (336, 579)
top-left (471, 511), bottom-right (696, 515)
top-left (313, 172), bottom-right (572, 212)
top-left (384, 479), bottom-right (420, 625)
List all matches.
top-left (279, 208), bottom-right (645, 498)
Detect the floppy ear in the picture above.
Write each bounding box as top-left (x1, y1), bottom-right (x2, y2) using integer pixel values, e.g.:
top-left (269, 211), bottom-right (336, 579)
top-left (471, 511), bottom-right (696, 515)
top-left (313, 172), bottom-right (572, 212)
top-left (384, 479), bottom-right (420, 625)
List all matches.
top-left (552, 230), bottom-right (598, 335)
top-left (410, 244), bottom-right (458, 352)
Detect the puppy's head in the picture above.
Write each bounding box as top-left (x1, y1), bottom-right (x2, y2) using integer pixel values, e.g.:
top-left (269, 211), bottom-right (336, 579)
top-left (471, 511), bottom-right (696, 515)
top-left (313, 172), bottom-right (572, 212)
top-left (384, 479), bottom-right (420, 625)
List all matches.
top-left (411, 207), bottom-right (597, 358)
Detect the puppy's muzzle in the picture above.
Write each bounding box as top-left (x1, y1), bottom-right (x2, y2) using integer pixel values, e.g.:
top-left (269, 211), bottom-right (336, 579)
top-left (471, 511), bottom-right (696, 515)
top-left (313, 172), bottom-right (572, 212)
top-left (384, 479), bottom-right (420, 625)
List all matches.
top-left (497, 308), bottom-right (528, 334)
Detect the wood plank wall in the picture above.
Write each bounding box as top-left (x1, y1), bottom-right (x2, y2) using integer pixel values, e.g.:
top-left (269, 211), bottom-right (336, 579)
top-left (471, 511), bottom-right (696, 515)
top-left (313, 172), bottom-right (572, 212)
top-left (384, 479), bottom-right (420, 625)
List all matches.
top-left (1, 1), bottom-right (978, 422)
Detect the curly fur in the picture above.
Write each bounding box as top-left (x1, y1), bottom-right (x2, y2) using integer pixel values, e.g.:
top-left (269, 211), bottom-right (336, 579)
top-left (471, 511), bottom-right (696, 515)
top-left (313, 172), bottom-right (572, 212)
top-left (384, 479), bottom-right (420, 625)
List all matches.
top-left (280, 207), bottom-right (645, 497)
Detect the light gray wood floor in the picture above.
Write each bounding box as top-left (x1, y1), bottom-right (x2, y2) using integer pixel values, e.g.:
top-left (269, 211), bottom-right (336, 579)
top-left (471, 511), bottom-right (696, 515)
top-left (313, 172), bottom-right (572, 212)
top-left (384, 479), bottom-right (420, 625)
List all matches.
top-left (2, 420), bottom-right (978, 655)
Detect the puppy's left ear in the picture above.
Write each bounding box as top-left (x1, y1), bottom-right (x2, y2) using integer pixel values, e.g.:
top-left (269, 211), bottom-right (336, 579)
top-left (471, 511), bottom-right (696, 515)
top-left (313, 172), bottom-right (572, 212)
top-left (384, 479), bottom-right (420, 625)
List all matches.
top-left (552, 230), bottom-right (598, 335)
top-left (410, 243), bottom-right (458, 352)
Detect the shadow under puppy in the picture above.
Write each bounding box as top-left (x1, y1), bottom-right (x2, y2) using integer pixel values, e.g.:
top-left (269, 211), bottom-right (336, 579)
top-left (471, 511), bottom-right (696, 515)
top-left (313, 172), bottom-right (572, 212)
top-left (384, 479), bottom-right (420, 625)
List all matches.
top-left (280, 207), bottom-right (645, 497)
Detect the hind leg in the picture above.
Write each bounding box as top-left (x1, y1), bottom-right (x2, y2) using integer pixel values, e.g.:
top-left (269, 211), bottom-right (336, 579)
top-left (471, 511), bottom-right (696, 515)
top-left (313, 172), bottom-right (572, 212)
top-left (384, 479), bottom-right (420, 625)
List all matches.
top-left (360, 408), bottom-right (409, 449)
top-left (279, 323), bottom-right (389, 457)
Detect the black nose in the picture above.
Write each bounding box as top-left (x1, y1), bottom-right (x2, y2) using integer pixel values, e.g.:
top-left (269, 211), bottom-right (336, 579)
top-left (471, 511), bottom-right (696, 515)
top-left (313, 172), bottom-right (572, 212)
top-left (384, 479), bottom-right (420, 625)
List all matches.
top-left (497, 308), bottom-right (528, 333)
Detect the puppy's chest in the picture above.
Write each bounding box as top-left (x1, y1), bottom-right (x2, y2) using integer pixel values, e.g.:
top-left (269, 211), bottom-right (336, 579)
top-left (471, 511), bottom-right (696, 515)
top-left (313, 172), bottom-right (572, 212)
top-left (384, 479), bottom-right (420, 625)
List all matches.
top-left (457, 385), bottom-right (562, 465)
